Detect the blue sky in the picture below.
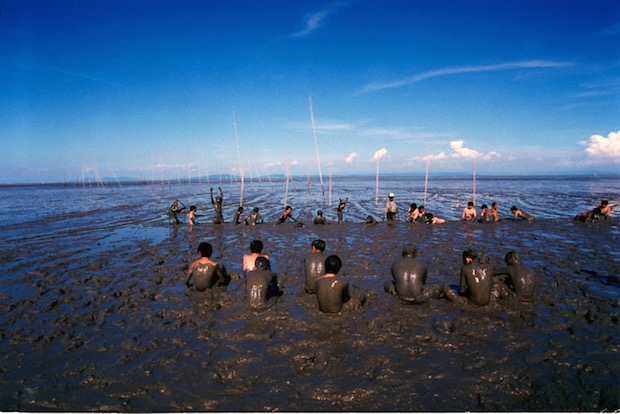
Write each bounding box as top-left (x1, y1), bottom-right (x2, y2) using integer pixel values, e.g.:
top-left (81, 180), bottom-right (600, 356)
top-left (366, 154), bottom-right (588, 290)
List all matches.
top-left (1, 0), bottom-right (619, 184)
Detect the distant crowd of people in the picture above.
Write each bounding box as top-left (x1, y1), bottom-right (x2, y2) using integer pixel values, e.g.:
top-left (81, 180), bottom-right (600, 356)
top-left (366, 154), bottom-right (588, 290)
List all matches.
top-left (185, 238), bottom-right (538, 314)
top-left (167, 188), bottom-right (612, 225)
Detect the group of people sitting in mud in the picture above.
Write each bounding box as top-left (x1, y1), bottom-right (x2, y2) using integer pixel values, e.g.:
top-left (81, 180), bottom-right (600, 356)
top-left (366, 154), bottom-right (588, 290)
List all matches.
top-left (185, 238), bottom-right (537, 314)
top-left (168, 187), bottom-right (612, 226)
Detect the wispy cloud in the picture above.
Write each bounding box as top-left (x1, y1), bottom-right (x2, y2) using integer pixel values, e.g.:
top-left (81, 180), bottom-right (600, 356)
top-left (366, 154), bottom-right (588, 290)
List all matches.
top-left (345, 152), bottom-right (358, 163)
top-left (361, 60), bottom-right (575, 93)
top-left (288, 2), bottom-right (345, 38)
top-left (361, 127), bottom-right (452, 141)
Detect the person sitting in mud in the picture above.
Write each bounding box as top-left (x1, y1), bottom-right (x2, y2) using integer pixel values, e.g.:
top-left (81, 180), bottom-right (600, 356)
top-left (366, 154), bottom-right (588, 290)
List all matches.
top-left (424, 212), bottom-right (446, 224)
top-left (444, 249), bottom-right (494, 306)
top-left (233, 206), bottom-right (244, 225)
top-left (167, 199), bottom-right (186, 224)
top-left (479, 204), bottom-right (494, 223)
top-left (384, 245), bottom-right (447, 304)
top-left (276, 205), bottom-right (297, 224)
top-left (210, 187), bottom-right (225, 224)
top-left (510, 206), bottom-right (534, 221)
top-left (315, 255), bottom-right (366, 314)
top-left (245, 207), bottom-right (264, 225)
top-left (337, 198), bottom-right (348, 223)
top-left (245, 257), bottom-right (282, 310)
top-left (493, 251), bottom-right (536, 302)
top-left (303, 239), bottom-right (327, 294)
top-left (491, 202), bottom-right (500, 222)
top-left (462, 201), bottom-right (477, 221)
top-left (599, 199), bottom-right (611, 218)
top-left (313, 210), bottom-right (327, 225)
top-left (243, 240), bottom-right (270, 275)
top-left (406, 203), bottom-right (420, 223)
top-left (574, 207), bottom-right (602, 223)
top-left (365, 215), bottom-right (378, 226)
top-left (185, 242), bottom-right (230, 291)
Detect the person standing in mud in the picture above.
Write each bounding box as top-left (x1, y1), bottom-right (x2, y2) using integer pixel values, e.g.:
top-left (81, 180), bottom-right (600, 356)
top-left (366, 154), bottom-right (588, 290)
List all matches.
top-left (479, 204), bottom-right (493, 223)
top-left (243, 240), bottom-right (269, 275)
top-left (337, 198), bottom-right (347, 223)
top-left (185, 242), bottom-right (230, 291)
top-left (245, 257), bottom-right (282, 310)
top-left (315, 255), bottom-right (365, 314)
top-left (493, 251), bottom-right (536, 302)
top-left (406, 203), bottom-right (420, 223)
top-left (303, 239), bottom-right (327, 294)
top-left (167, 199), bottom-right (186, 224)
top-left (384, 193), bottom-right (399, 221)
top-left (313, 210), bottom-right (327, 224)
top-left (210, 187), bottom-right (224, 224)
top-left (276, 205), bottom-right (297, 224)
top-left (491, 202), bottom-right (500, 222)
top-left (188, 205), bottom-right (202, 225)
top-left (384, 245), bottom-right (447, 304)
top-left (245, 207), bottom-right (264, 225)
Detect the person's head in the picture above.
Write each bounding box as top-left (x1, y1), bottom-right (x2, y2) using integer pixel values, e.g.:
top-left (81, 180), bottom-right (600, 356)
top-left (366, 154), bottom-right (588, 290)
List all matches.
top-left (197, 242), bottom-right (212, 258)
top-left (366, 215), bottom-right (374, 222)
top-left (249, 240), bottom-right (263, 254)
top-left (402, 245), bottom-right (417, 258)
top-left (492, 202), bottom-right (498, 209)
top-left (481, 204), bottom-right (488, 210)
top-left (252, 207), bottom-right (259, 213)
top-left (410, 203), bottom-right (417, 209)
top-left (510, 206), bottom-right (517, 212)
top-left (285, 205), bottom-right (292, 211)
top-left (311, 239), bottom-right (326, 252)
top-left (467, 202), bottom-right (474, 208)
top-left (601, 199), bottom-right (609, 206)
top-left (425, 212), bottom-right (433, 220)
top-left (172, 200), bottom-right (179, 206)
top-left (388, 193), bottom-right (395, 200)
top-left (462, 248), bottom-right (478, 264)
top-left (254, 256), bottom-right (270, 270)
top-left (237, 206), bottom-right (244, 213)
top-left (190, 205), bottom-right (197, 212)
top-left (317, 210), bottom-right (323, 216)
top-left (324, 255), bottom-right (342, 274)
top-left (418, 205), bottom-right (425, 212)
top-left (505, 250), bottom-right (520, 265)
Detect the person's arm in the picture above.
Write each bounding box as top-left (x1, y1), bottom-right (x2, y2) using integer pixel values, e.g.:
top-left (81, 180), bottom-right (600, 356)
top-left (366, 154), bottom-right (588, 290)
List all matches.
top-left (216, 264), bottom-right (231, 286)
top-left (185, 266), bottom-right (194, 287)
top-left (218, 187), bottom-right (224, 200)
top-left (210, 188), bottom-right (215, 204)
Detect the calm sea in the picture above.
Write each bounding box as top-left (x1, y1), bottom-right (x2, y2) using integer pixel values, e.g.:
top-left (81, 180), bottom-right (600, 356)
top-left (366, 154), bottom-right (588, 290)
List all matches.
top-left (1, 175), bottom-right (618, 240)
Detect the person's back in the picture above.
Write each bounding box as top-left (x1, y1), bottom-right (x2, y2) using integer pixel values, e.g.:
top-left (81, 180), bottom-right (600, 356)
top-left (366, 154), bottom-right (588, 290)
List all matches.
top-left (459, 251), bottom-right (492, 306)
top-left (245, 257), bottom-right (280, 310)
top-left (391, 253), bottom-right (427, 300)
top-left (304, 239), bottom-right (326, 293)
top-left (495, 251), bottom-right (536, 302)
top-left (243, 240), bottom-right (269, 275)
top-left (186, 242), bottom-right (230, 291)
top-left (316, 275), bottom-right (350, 314)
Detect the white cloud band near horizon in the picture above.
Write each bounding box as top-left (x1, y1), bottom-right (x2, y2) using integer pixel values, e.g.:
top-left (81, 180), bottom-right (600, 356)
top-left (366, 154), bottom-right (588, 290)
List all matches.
top-left (362, 60), bottom-right (575, 93)
top-left (584, 130), bottom-right (620, 162)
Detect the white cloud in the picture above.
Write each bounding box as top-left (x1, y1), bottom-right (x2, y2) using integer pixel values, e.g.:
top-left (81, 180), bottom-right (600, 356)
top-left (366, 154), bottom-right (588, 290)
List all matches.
top-left (362, 60), bottom-right (574, 93)
top-left (372, 148), bottom-right (388, 162)
top-left (583, 130), bottom-right (620, 161)
top-left (450, 141), bottom-right (500, 161)
top-left (288, 2), bottom-right (345, 38)
top-left (408, 152), bottom-right (448, 162)
top-left (345, 152), bottom-right (358, 163)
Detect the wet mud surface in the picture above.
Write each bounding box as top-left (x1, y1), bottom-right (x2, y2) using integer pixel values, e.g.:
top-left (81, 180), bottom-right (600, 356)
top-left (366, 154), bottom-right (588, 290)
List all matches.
top-left (1, 218), bottom-right (618, 411)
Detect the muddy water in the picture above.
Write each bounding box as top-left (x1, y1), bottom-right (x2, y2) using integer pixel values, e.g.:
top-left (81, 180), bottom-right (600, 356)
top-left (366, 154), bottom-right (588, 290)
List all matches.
top-left (1, 215), bottom-right (618, 411)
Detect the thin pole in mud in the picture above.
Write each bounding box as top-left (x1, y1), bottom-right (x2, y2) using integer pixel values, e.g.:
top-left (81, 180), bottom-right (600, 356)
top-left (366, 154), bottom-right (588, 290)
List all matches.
top-left (309, 97), bottom-right (325, 203)
top-left (375, 158), bottom-right (380, 205)
top-left (240, 163), bottom-right (245, 207)
top-left (284, 160), bottom-right (290, 206)
top-left (329, 162), bottom-right (333, 207)
top-left (424, 150), bottom-right (430, 206)
top-left (232, 110), bottom-right (244, 206)
top-left (472, 158), bottom-right (477, 205)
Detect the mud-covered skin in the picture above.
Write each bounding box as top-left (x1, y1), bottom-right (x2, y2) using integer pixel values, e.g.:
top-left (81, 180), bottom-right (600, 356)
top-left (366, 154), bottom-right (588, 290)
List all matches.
top-left (186, 263), bottom-right (230, 291)
top-left (303, 251), bottom-right (326, 293)
top-left (244, 268), bottom-right (281, 310)
top-left (459, 256), bottom-right (494, 306)
top-left (494, 251), bottom-right (537, 302)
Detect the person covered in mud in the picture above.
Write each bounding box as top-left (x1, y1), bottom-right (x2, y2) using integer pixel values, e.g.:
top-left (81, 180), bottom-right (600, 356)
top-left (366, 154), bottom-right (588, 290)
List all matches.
top-left (479, 204), bottom-right (493, 223)
top-left (493, 251), bottom-right (536, 302)
top-left (276, 205), bottom-right (297, 224)
top-left (315, 255), bottom-right (365, 314)
top-left (337, 198), bottom-right (348, 223)
top-left (406, 203), bottom-right (420, 223)
top-left (491, 202), bottom-right (500, 222)
top-left (384, 245), bottom-right (447, 304)
top-left (444, 249), bottom-right (494, 306)
top-left (510, 206), bottom-right (534, 222)
top-left (167, 199), bottom-right (186, 224)
top-left (245, 207), bottom-right (264, 225)
top-left (462, 201), bottom-right (477, 221)
top-left (210, 187), bottom-right (225, 224)
top-left (313, 210), bottom-right (327, 225)
top-left (384, 193), bottom-right (399, 221)
top-left (233, 206), bottom-right (244, 225)
top-left (303, 239), bottom-right (327, 294)
top-left (365, 215), bottom-right (378, 226)
top-left (185, 242), bottom-right (230, 291)
top-left (243, 240), bottom-right (270, 275)
top-left (245, 257), bottom-right (282, 310)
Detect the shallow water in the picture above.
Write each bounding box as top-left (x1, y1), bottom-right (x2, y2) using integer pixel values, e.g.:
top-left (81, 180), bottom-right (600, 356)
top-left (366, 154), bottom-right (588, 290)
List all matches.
top-left (0, 176), bottom-right (618, 411)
